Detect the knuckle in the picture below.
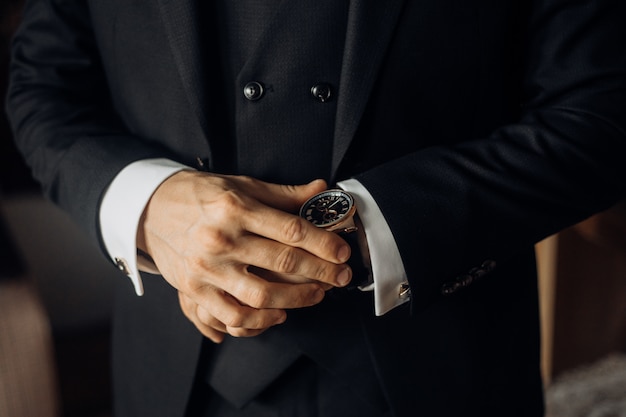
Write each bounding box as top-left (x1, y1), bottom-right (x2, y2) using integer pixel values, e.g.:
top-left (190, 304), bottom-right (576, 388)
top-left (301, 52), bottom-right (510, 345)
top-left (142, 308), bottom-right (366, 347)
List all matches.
top-left (274, 247), bottom-right (299, 274)
top-left (221, 310), bottom-right (246, 328)
top-left (181, 255), bottom-right (206, 277)
top-left (200, 228), bottom-right (235, 255)
top-left (237, 175), bottom-right (255, 187)
top-left (206, 189), bottom-right (247, 226)
top-left (279, 184), bottom-right (298, 196)
top-left (244, 285), bottom-right (272, 309)
top-left (208, 175), bottom-right (234, 191)
top-left (291, 286), bottom-right (315, 306)
top-left (280, 217), bottom-right (305, 244)
top-left (310, 262), bottom-right (331, 282)
top-left (218, 189), bottom-right (246, 213)
top-left (318, 231), bottom-right (340, 254)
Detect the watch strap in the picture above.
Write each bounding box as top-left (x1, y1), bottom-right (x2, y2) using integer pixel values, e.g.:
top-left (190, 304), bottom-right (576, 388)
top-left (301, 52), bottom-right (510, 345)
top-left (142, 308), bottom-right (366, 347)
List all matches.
top-left (338, 213), bottom-right (372, 289)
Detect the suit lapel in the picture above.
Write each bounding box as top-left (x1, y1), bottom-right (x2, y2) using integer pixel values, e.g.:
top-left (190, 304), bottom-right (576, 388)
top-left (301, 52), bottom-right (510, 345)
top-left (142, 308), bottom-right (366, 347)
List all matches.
top-left (332, 0), bottom-right (407, 180)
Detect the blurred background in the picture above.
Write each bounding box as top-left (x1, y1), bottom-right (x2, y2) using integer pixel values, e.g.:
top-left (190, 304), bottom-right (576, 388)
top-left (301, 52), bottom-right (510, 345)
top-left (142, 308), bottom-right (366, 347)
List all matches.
top-left (1, 1), bottom-right (625, 416)
top-left (2, 2), bottom-right (115, 416)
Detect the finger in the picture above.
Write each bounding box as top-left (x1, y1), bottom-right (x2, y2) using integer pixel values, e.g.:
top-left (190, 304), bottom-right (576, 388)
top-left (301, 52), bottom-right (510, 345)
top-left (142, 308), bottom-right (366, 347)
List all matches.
top-left (238, 203), bottom-right (351, 266)
top-left (211, 269), bottom-right (327, 310)
top-left (178, 292), bottom-right (226, 343)
top-left (229, 177), bottom-right (350, 264)
top-left (195, 303), bottom-right (268, 339)
top-left (237, 177), bottom-right (328, 213)
top-left (238, 234), bottom-right (352, 287)
top-left (181, 292), bottom-right (269, 340)
top-left (194, 283), bottom-right (296, 327)
top-left (180, 255), bottom-right (327, 310)
top-left (249, 267), bottom-right (335, 291)
top-left (247, 265), bottom-right (311, 284)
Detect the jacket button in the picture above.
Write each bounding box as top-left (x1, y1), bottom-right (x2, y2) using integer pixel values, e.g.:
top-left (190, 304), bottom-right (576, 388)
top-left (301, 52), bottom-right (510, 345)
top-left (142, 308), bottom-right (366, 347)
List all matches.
top-left (441, 281), bottom-right (461, 296)
top-left (310, 83), bottom-right (332, 102)
top-left (243, 81), bottom-right (264, 101)
top-left (481, 260), bottom-right (496, 272)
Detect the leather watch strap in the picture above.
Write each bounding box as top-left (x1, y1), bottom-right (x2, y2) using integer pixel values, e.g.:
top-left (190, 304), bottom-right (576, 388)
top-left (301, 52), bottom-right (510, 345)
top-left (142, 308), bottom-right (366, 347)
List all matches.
top-left (338, 213), bottom-right (372, 289)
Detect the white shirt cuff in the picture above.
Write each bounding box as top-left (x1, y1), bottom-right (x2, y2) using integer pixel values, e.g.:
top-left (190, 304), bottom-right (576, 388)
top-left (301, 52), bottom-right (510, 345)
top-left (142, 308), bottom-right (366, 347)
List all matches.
top-left (99, 158), bottom-right (191, 295)
top-left (338, 179), bottom-right (410, 316)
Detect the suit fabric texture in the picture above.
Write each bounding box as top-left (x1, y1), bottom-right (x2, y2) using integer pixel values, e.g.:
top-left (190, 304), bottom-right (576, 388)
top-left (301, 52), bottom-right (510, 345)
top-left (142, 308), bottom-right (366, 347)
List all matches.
top-left (7, 0), bottom-right (626, 416)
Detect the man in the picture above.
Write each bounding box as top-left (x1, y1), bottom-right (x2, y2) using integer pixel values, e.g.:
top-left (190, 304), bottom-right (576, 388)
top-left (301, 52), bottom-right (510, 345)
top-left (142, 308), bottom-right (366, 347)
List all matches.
top-left (7, 0), bottom-right (626, 416)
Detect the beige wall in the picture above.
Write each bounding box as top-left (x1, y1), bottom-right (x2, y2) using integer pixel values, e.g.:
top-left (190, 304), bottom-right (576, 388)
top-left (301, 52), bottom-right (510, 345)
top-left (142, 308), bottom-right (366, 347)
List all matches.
top-left (538, 202), bottom-right (626, 384)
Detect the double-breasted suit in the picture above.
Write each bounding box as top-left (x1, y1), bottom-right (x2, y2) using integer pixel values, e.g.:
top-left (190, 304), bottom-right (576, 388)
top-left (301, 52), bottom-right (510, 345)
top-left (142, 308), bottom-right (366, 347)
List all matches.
top-left (7, 0), bottom-right (626, 416)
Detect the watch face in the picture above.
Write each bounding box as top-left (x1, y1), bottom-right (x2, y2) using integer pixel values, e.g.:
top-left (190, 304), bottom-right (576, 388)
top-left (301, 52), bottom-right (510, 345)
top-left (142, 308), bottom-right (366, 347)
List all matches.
top-left (299, 190), bottom-right (355, 228)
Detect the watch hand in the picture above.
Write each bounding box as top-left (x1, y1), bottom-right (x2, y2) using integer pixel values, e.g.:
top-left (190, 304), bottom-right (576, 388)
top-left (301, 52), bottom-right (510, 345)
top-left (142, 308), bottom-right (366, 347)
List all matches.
top-left (327, 199), bottom-right (341, 209)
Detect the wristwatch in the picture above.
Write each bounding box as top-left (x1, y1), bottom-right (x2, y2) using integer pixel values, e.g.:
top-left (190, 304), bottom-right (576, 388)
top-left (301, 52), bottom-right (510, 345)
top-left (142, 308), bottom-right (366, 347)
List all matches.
top-left (299, 189), bottom-right (372, 288)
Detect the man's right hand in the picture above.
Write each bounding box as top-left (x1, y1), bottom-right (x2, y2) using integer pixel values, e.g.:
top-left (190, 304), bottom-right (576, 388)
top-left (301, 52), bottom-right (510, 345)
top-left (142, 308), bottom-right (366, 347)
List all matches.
top-left (137, 171), bottom-right (352, 343)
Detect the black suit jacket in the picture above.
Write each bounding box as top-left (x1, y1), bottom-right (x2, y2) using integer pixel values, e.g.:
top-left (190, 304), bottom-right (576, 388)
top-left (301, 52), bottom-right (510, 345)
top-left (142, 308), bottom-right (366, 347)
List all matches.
top-left (7, 0), bottom-right (626, 416)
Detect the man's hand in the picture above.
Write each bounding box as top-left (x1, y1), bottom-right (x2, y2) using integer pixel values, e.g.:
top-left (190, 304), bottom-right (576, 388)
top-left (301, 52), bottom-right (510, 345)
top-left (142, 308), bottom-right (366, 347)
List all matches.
top-left (137, 171), bottom-right (352, 343)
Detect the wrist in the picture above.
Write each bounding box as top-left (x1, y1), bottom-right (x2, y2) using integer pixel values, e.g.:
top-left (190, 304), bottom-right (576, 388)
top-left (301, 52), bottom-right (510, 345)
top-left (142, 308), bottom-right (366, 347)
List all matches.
top-left (340, 213), bottom-right (372, 289)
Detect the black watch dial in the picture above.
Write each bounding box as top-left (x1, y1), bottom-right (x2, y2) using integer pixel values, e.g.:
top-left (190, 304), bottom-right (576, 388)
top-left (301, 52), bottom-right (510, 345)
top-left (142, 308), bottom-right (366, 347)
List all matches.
top-left (299, 189), bottom-right (354, 228)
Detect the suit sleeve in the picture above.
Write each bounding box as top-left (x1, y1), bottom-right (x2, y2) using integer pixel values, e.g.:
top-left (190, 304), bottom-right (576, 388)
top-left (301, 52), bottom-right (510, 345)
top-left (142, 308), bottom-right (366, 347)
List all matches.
top-left (355, 0), bottom-right (626, 309)
top-left (6, 0), bottom-right (174, 247)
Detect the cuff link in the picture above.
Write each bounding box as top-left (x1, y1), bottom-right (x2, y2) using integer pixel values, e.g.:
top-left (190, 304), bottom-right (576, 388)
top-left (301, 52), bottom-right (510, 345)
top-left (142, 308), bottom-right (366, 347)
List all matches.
top-left (115, 257), bottom-right (131, 276)
top-left (399, 282), bottom-right (411, 300)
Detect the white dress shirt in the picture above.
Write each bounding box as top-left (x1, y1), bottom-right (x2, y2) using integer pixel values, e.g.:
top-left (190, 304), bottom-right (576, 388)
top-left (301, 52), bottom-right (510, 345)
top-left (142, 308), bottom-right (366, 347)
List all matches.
top-left (99, 158), bottom-right (409, 315)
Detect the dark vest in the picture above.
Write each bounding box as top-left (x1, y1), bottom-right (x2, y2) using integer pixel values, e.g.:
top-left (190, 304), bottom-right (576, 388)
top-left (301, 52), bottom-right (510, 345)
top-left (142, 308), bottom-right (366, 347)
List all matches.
top-left (213, 0), bottom-right (346, 184)
top-left (201, 0), bottom-right (388, 412)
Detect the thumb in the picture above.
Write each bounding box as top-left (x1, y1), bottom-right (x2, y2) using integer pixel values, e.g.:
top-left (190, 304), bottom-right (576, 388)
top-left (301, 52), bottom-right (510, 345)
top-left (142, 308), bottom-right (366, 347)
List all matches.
top-left (247, 178), bottom-right (328, 213)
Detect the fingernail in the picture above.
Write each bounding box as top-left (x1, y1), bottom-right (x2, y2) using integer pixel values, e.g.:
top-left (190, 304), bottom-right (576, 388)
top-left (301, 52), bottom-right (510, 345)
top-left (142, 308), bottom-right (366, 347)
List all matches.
top-left (337, 245), bottom-right (350, 262)
top-left (337, 267), bottom-right (351, 287)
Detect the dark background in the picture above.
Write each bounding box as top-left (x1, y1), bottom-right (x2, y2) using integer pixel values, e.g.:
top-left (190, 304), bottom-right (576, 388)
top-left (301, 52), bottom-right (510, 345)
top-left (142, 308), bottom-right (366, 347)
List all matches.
top-left (2, 3), bottom-right (113, 417)
top-left (1, 0), bottom-right (37, 195)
